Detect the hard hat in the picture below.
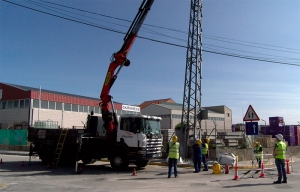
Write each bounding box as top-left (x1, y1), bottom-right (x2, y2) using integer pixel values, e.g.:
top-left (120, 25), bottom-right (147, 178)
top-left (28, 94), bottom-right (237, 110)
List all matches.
top-left (254, 141), bottom-right (259, 147)
top-left (275, 134), bottom-right (283, 141)
top-left (205, 138), bottom-right (210, 143)
top-left (196, 139), bottom-right (202, 145)
top-left (172, 135), bottom-right (178, 142)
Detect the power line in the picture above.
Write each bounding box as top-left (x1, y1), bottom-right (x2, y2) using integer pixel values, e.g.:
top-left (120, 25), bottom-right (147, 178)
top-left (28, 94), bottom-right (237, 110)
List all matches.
top-left (38, 0), bottom-right (300, 54)
top-left (3, 0), bottom-right (300, 67)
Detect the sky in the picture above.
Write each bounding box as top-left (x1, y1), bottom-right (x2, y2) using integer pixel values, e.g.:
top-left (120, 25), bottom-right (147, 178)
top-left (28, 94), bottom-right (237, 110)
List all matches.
top-left (1, 0), bottom-right (300, 125)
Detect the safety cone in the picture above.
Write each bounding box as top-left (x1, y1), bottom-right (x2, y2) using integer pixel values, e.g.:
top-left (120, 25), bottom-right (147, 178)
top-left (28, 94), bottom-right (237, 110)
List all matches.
top-left (259, 162), bottom-right (265, 178)
top-left (46, 163), bottom-right (51, 169)
top-left (225, 164), bottom-right (229, 174)
top-left (233, 163), bottom-right (239, 180)
top-left (0, 158), bottom-right (3, 164)
top-left (132, 168), bottom-right (137, 176)
top-left (20, 161), bottom-right (24, 167)
top-left (286, 159), bottom-right (291, 174)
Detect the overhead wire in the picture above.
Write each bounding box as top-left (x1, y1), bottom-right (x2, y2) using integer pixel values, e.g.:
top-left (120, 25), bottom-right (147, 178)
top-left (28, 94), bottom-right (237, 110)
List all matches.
top-left (37, 0), bottom-right (300, 54)
top-left (3, 0), bottom-right (300, 67)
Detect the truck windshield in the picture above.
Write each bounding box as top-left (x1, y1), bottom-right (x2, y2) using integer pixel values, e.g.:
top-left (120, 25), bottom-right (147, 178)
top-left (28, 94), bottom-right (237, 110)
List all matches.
top-left (141, 119), bottom-right (161, 134)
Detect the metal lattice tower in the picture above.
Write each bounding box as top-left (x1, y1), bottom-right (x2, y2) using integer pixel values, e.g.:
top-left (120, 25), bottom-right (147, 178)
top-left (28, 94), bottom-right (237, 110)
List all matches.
top-left (180, 0), bottom-right (203, 159)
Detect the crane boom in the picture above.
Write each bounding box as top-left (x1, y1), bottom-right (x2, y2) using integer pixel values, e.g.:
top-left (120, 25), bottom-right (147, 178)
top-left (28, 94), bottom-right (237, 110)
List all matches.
top-left (100, 0), bottom-right (154, 138)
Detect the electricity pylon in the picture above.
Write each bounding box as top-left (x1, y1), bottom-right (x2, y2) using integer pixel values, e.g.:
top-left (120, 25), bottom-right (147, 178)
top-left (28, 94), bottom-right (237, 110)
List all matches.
top-left (180, 0), bottom-right (203, 159)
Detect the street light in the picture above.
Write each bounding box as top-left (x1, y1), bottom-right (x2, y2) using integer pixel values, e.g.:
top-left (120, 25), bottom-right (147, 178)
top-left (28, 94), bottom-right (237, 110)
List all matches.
top-left (261, 119), bottom-right (266, 135)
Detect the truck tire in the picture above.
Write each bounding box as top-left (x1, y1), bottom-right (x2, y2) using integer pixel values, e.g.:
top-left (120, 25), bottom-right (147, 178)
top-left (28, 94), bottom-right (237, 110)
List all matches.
top-left (135, 160), bottom-right (149, 168)
top-left (110, 154), bottom-right (129, 170)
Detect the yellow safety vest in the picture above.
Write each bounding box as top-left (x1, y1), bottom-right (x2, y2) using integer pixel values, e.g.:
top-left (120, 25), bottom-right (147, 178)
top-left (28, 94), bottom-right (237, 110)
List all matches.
top-left (275, 141), bottom-right (286, 160)
top-left (202, 143), bottom-right (208, 155)
top-left (256, 145), bottom-right (263, 159)
top-left (168, 141), bottom-right (180, 159)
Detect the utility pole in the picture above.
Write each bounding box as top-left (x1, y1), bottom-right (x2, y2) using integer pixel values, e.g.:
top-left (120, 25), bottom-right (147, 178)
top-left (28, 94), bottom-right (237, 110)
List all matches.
top-left (180, 0), bottom-right (203, 160)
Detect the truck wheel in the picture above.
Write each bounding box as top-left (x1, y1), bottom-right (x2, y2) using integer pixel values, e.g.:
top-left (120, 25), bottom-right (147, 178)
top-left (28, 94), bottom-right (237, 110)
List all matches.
top-left (82, 158), bottom-right (97, 165)
top-left (110, 154), bottom-right (129, 170)
top-left (135, 160), bottom-right (149, 168)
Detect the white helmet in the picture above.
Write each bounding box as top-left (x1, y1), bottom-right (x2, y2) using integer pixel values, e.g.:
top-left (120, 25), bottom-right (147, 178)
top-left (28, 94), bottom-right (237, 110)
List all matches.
top-left (275, 134), bottom-right (283, 141)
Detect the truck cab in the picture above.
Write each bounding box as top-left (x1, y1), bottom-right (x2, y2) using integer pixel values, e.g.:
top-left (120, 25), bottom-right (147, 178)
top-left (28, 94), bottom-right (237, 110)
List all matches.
top-left (82, 113), bottom-right (162, 169)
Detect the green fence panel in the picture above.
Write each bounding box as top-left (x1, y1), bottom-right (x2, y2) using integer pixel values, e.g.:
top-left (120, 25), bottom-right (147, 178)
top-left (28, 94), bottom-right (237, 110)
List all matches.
top-left (0, 130), bottom-right (27, 146)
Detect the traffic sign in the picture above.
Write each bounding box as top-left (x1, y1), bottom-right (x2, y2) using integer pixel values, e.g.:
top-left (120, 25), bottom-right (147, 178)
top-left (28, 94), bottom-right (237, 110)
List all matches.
top-left (243, 105), bottom-right (260, 121)
top-left (245, 122), bottom-right (259, 135)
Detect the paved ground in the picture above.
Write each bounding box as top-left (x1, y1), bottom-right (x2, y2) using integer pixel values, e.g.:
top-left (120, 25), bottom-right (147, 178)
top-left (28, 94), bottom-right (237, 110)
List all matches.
top-left (1, 150), bottom-right (300, 191)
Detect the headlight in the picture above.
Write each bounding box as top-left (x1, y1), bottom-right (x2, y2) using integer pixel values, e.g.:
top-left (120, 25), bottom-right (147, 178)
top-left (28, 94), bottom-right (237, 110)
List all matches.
top-left (138, 150), bottom-right (146, 155)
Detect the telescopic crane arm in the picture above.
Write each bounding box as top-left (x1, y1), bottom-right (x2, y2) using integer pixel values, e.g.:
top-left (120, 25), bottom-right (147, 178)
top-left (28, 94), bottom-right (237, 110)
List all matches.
top-left (99, 0), bottom-right (154, 137)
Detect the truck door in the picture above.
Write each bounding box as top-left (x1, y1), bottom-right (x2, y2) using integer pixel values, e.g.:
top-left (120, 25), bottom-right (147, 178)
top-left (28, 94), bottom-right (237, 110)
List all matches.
top-left (117, 117), bottom-right (140, 148)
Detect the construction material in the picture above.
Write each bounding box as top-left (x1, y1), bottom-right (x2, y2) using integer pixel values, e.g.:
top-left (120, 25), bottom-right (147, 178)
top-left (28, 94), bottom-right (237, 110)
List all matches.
top-left (218, 152), bottom-right (236, 166)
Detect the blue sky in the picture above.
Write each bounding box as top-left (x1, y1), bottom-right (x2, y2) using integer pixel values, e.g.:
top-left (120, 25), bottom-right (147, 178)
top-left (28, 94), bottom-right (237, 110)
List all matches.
top-left (1, 0), bottom-right (300, 125)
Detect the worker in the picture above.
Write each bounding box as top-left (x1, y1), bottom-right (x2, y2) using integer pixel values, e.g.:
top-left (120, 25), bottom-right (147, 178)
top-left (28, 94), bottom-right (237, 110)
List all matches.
top-left (193, 139), bottom-right (202, 173)
top-left (202, 138), bottom-right (209, 171)
top-left (166, 135), bottom-right (180, 178)
top-left (254, 141), bottom-right (263, 168)
top-left (273, 134), bottom-right (287, 184)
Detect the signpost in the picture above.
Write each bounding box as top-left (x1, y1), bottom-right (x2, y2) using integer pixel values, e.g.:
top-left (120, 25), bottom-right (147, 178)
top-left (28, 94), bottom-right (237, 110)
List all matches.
top-left (245, 122), bottom-right (258, 135)
top-left (243, 105), bottom-right (260, 177)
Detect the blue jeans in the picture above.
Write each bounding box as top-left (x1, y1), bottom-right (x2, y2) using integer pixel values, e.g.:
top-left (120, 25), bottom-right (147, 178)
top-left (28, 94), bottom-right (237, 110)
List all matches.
top-left (168, 158), bottom-right (178, 177)
top-left (194, 158), bottom-right (202, 172)
top-left (275, 159), bottom-right (287, 182)
top-left (202, 155), bottom-right (208, 170)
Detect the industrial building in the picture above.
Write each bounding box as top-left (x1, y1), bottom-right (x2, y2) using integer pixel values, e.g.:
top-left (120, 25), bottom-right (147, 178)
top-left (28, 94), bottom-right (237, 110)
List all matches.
top-left (0, 82), bottom-right (232, 134)
top-left (0, 82), bottom-right (139, 129)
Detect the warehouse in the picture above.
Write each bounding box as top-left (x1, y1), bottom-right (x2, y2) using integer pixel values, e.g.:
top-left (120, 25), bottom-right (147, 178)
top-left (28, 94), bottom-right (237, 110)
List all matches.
top-left (0, 82), bottom-right (139, 129)
top-left (0, 82), bottom-right (232, 133)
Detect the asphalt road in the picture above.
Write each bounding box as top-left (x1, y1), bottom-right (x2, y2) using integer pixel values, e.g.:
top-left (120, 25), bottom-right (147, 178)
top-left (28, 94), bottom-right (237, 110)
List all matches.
top-left (0, 154), bottom-right (300, 192)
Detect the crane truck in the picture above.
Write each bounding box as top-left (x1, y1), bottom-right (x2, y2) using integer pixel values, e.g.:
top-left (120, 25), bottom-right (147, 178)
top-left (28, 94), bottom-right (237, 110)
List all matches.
top-left (28, 0), bottom-right (163, 170)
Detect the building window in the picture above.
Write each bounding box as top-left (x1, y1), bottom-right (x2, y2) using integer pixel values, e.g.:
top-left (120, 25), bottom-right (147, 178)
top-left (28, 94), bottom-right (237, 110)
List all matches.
top-left (33, 100), bottom-right (39, 108)
top-left (89, 106), bottom-right (95, 113)
top-left (49, 101), bottom-right (55, 110)
top-left (0, 101), bottom-right (6, 109)
top-left (64, 103), bottom-right (71, 111)
top-left (72, 104), bottom-right (78, 112)
top-left (13, 100), bottom-right (19, 109)
top-left (20, 100), bottom-right (25, 108)
top-left (41, 100), bottom-right (48, 109)
top-left (79, 105), bottom-right (83, 112)
top-left (56, 102), bottom-right (62, 110)
top-left (227, 113), bottom-right (230, 117)
top-left (7, 101), bottom-right (13, 109)
top-left (83, 106), bottom-right (88, 113)
top-left (94, 107), bottom-right (101, 114)
top-left (24, 99), bottom-right (29, 108)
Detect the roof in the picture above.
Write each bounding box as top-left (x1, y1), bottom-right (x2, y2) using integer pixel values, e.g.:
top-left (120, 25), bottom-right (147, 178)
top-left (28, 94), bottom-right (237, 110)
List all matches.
top-left (155, 102), bottom-right (223, 114)
top-left (139, 98), bottom-right (175, 109)
top-left (2, 82), bottom-right (121, 104)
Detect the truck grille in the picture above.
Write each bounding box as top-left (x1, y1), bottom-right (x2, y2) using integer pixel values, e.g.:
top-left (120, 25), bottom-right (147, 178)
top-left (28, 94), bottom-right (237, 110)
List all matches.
top-left (146, 138), bottom-right (162, 154)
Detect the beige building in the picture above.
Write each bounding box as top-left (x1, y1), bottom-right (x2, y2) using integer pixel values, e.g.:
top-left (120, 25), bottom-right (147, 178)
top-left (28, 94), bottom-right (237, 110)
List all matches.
top-left (141, 102), bottom-right (232, 133)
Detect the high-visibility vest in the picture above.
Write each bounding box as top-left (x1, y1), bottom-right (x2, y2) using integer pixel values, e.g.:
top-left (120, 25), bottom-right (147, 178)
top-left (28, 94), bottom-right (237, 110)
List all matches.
top-left (275, 141), bottom-right (286, 160)
top-left (256, 145), bottom-right (263, 159)
top-left (202, 143), bottom-right (208, 155)
top-left (168, 142), bottom-right (180, 159)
